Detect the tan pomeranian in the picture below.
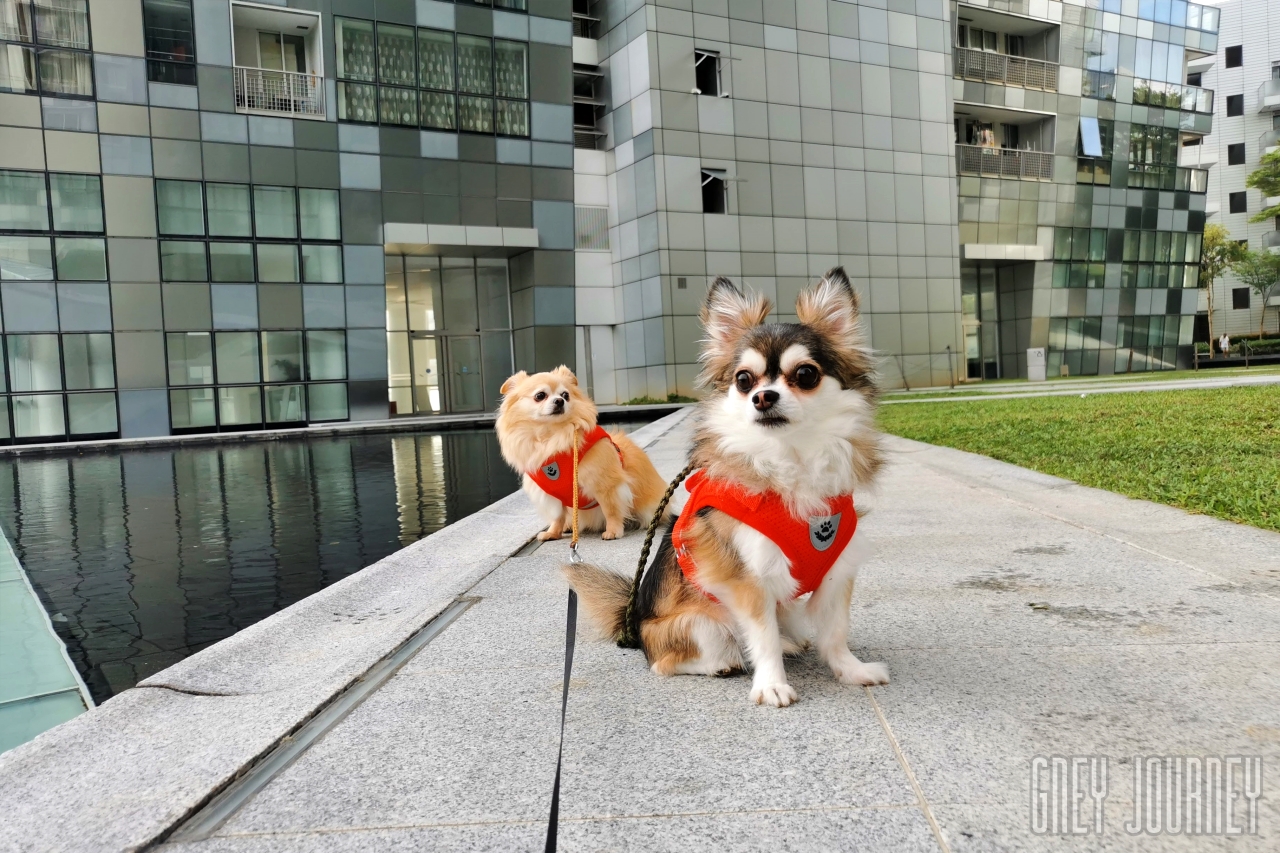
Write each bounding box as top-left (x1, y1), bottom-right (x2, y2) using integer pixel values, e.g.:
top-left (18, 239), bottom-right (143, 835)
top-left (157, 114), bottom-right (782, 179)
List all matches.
top-left (496, 366), bottom-right (667, 541)
top-left (563, 268), bottom-right (887, 707)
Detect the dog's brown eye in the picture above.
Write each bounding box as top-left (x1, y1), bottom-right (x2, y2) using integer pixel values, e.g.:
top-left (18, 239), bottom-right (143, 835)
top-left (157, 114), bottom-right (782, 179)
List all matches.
top-left (794, 365), bottom-right (820, 390)
top-left (534, 391), bottom-right (547, 402)
top-left (734, 371), bottom-right (754, 394)
top-left (560, 391), bottom-right (569, 400)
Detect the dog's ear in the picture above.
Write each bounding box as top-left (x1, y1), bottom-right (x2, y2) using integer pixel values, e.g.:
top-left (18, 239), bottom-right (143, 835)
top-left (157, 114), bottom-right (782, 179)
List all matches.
top-left (796, 267), bottom-right (861, 349)
top-left (499, 371), bottom-right (528, 395)
top-left (554, 365), bottom-right (578, 386)
top-left (700, 276), bottom-right (771, 351)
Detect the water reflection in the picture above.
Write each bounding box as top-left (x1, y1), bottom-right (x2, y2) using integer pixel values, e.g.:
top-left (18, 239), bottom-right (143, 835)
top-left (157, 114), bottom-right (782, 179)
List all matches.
top-left (0, 422), bottom-right (648, 704)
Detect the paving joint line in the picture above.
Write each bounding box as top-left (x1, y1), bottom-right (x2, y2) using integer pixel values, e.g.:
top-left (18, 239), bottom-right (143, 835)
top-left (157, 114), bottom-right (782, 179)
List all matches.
top-left (866, 687), bottom-right (952, 853)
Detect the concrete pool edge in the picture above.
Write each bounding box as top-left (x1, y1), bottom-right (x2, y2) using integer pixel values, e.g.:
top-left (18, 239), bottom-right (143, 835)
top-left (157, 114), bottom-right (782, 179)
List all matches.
top-left (0, 402), bottom-right (693, 457)
top-left (0, 409), bottom-right (692, 852)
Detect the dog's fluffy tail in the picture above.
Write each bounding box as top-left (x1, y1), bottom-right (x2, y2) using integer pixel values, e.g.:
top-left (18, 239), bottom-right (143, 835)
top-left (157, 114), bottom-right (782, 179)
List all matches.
top-left (561, 562), bottom-right (632, 640)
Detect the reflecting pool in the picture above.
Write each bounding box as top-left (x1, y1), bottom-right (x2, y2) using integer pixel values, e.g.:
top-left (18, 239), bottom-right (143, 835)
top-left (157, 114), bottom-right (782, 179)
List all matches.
top-left (0, 422), bottom-right (650, 703)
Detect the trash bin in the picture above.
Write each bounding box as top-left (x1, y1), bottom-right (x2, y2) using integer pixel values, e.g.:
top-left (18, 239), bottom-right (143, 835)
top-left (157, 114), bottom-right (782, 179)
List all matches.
top-left (1027, 347), bottom-right (1046, 382)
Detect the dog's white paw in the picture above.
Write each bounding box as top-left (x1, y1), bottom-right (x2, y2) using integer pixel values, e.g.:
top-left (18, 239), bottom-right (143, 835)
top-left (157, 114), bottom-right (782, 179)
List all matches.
top-left (537, 530), bottom-right (562, 541)
top-left (832, 660), bottom-right (889, 686)
top-left (750, 682), bottom-right (798, 707)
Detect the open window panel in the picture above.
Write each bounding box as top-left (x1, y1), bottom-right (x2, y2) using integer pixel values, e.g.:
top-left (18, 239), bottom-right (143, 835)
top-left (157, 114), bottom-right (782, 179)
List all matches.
top-left (694, 49), bottom-right (721, 96)
top-left (701, 168), bottom-right (727, 214)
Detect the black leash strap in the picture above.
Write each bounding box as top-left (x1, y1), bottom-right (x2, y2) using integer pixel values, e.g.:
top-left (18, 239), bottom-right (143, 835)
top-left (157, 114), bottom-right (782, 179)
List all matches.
top-left (544, 588), bottom-right (577, 853)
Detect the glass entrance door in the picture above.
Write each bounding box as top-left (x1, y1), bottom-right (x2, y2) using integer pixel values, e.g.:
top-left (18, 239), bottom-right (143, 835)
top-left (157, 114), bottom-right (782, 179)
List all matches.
top-left (443, 336), bottom-right (483, 412)
top-left (411, 335), bottom-right (440, 414)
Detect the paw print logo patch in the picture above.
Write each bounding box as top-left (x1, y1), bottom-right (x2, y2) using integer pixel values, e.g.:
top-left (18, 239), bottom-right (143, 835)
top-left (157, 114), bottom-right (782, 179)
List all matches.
top-left (542, 462), bottom-right (560, 480)
top-left (808, 513), bottom-right (841, 552)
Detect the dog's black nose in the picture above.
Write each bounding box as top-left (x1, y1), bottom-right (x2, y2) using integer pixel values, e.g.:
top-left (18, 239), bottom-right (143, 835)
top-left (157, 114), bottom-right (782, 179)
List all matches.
top-left (553, 397), bottom-right (565, 410)
top-left (752, 390), bottom-right (779, 411)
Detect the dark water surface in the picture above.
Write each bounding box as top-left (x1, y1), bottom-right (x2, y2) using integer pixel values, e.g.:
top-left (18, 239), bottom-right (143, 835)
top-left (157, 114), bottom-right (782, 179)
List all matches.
top-left (0, 422), bottom-right (651, 703)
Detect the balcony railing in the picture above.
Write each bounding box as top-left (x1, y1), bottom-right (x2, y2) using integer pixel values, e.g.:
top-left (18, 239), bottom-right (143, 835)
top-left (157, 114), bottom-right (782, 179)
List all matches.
top-left (1260, 127), bottom-right (1280, 153)
top-left (1262, 230), bottom-right (1280, 252)
top-left (1258, 79), bottom-right (1280, 112)
top-left (1133, 79), bottom-right (1214, 114)
top-left (233, 66), bottom-right (325, 119)
top-left (957, 144), bottom-right (1054, 181)
top-left (953, 47), bottom-right (1059, 92)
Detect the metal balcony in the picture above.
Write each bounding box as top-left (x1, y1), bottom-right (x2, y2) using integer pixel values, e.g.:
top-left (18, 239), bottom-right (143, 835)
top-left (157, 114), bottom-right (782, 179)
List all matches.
top-left (953, 47), bottom-right (1059, 93)
top-left (1262, 230), bottom-right (1280, 253)
top-left (1177, 144), bottom-right (1216, 168)
top-left (233, 66), bottom-right (325, 119)
top-left (1259, 79), bottom-right (1280, 112)
top-left (956, 144), bottom-right (1054, 181)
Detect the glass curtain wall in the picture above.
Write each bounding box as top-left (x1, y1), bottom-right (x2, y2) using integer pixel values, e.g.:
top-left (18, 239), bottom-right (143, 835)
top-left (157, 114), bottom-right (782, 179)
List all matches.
top-left (385, 256), bottom-right (512, 416)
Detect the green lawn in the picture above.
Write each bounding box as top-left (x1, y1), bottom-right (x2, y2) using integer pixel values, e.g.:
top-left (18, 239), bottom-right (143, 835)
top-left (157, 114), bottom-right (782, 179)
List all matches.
top-left (877, 386), bottom-right (1280, 533)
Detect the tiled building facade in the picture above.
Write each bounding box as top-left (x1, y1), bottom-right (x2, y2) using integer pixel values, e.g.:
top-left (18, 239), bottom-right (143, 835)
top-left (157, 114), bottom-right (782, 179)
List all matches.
top-left (572, 0), bottom-right (964, 401)
top-left (0, 0), bottom-right (577, 443)
top-left (1196, 0), bottom-right (1280, 339)
top-left (953, 0), bottom-right (1217, 380)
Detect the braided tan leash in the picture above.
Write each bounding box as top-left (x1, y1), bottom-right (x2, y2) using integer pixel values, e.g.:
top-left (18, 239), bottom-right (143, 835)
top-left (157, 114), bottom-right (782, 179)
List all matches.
top-left (569, 428), bottom-right (583, 564)
top-left (615, 461), bottom-right (697, 649)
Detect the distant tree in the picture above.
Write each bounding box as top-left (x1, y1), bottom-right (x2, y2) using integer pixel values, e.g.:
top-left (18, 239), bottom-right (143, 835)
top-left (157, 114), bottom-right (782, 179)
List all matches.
top-left (1198, 224), bottom-right (1246, 356)
top-left (1230, 250), bottom-right (1280, 337)
top-left (1245, 149), bottom-right (1280, 223)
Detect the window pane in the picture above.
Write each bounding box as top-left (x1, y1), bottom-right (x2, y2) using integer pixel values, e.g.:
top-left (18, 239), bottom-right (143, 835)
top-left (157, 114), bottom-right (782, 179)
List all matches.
top-left (335, 17), bottom-right (375, 82)
top-left (209, 241), bottom-right (254, 281)
top-left (166, 331), bottom-right (212, 385)
top-left (298, 188), bottom-right (340, 240)
top-left (337, 81), bottom-right (377, 122)
top-left (419, 29), bottom-right (453, 90)
top-left (406, 256), bottom-right (439, 330)
top-left (38, 48), bottom-right (93, 96)
top-left (62, 332), bottom-right (113, 389)
top-left (0, 170), bottom-right (49, 230)
top-left (458, 94), bottom-right (493, 133)
top-left (12, 394), bottom-right (64, 437)
top-left (218, 385), bottom-right (261, 426)
top-left (456, 35), bottom-right (492, 95)
top-left (379, 85), bottom-right (417, 125)
top-left (264, 384), bottom-right (305, 423)
top-left (34, 0), bottom-right (89, 49)
top-left (49, 172), bottom-right (101, 231)
top-left (54, 236), bottom-right (105, 279)
top-left (420, 90), bottom-right (456, 130)
top-left (253, 185), bottom-right (296, 239)
top-left (0, 235), bottom-right (53, 279)
top-left (376, 23), bottom-right (415, 86)
top-left (307, 382), bottom-right (347, 421)
top-left (495, 99), bottom-right (528, 137)
top-left (156, 179), bottom-right (204, 235)
top-left (494, 40), bottom-right (526, 99)
top-left (1, 0), bottom-right (35, 42)
top-left (169, 386), bottom-right (215, 429)
top-left (68, 391), bottom-right (117, 434)
top-left (306, 329), bottom-right (345, 380)
top-left (256, 243), bottom-right (298, 282)
top-left (261, 330), bottom-right (302, 381)
top-left (214, 330), bottom-right (259, 383)
top-left (477, 259), bottom-right (509, 328)
top-left (441, 258), bottom-right (478, 331)
top-left (160, 240), bottom-right (206, 281)
top-left (142, 0), bottom-right (194, 63)
top-left (0, 43), bottom-right (38, 93)
top-left (301, 244), bottom-right (341, 283)
top-left (7, 333), bottom-right (61, 391)
top-left (206, 183), bottom-right (252, 237)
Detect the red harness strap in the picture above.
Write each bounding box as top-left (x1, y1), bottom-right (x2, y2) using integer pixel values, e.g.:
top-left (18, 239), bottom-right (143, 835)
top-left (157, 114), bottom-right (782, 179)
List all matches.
top-left (527, 425), bottom-right (623, 511)
top-left (672, 470), bottom-right (856, 599)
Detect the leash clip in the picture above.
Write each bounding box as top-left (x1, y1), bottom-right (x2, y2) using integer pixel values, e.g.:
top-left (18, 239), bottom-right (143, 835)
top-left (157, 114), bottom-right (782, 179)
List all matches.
top-left (568, 542), bottom-right (584, 564)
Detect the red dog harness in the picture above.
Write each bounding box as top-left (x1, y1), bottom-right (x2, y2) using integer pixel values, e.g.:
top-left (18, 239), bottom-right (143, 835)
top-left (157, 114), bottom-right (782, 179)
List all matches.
top-left (672, 470), bottom-right (856, 598)
top-left (527, 425), bottom-right (622, 510)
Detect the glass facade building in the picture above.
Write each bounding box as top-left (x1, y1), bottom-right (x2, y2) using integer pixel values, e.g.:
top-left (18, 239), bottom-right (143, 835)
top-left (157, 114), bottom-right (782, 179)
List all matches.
top-left (953, 0), bottom-right (1217, 379)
